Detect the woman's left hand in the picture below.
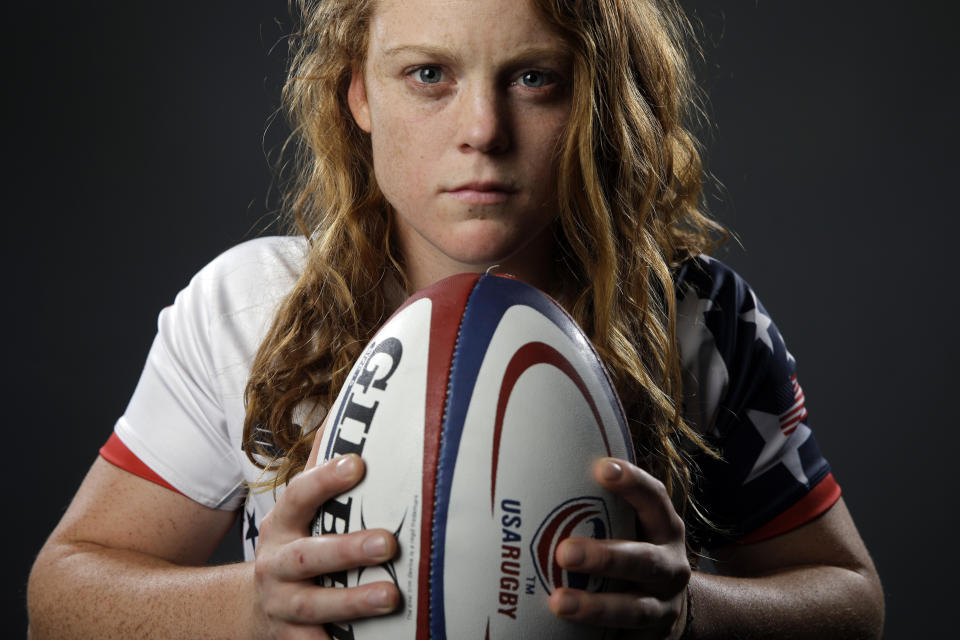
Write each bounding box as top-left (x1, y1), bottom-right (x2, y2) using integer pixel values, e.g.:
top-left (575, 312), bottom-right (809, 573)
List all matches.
top-left (549, 458), bottom-right (691, 639)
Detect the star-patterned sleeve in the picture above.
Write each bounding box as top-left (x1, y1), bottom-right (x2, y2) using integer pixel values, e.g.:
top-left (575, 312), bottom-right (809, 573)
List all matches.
top-left (674, 256), bottom-right (841, 548)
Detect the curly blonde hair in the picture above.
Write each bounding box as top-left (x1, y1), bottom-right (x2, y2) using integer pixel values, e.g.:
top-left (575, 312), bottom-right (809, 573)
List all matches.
top-left (243, 0), bottom-right (725, 529)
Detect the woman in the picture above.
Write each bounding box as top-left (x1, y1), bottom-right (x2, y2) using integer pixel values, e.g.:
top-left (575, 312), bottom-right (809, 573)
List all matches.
top-left (28, 0), bottom-right (884, 637)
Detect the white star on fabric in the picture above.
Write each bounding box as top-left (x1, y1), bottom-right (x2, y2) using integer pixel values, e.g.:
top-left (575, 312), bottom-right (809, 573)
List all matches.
top-left (676, 283), bottom-right (728, 437)
top-left (677, 282), bottom-right (715, 347)
top-left (739, 289), bottom-right (774, 353)
top-left (743, 408), bottom-right (812, 485)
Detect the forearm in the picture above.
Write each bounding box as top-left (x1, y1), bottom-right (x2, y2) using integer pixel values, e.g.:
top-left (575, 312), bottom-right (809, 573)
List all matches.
top-left (687, 564), bottom-right (884, 639)
top-left (28, 541), bottom-right (258, 640)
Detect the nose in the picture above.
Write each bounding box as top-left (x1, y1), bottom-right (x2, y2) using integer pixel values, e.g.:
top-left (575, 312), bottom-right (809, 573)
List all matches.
top-left (458, 83), bottom-right (510, 155)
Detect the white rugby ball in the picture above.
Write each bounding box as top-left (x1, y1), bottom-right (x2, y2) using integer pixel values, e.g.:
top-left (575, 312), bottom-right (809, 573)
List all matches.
top-left (311, 272), bottom-right (636, 639)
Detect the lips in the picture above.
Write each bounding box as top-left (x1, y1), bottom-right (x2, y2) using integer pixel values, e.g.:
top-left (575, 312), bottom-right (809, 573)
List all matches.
top-left (445, 181), bottom-right (517, 205)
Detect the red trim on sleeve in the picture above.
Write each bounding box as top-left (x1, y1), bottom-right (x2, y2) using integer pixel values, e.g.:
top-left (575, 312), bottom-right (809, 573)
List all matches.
top-left (99, 433), bottom-right (183, 496)
top-left (738, 473), bottom-right (842, 544)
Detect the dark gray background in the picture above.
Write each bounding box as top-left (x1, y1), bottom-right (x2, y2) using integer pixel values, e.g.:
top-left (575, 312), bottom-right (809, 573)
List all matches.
top-left (9, 2), bottom-right (957, 636)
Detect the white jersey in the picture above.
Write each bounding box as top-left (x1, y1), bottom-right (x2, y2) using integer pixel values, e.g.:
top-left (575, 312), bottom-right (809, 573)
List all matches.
top-left (102, 236), bottom-right (838, 561)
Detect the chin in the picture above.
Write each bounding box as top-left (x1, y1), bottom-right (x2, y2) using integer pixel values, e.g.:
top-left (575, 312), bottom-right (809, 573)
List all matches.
top-left (452, 220), bottom-right (551, 258)
top-left (446, 241), bottom-right (528, 270)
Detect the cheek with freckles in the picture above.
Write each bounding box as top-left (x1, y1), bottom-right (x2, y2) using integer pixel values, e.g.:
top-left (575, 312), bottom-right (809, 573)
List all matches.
top-left (368, 105), bottom-right (440, 214)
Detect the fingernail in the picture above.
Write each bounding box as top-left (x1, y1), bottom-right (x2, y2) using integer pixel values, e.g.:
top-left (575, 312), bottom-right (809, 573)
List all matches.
top-left (555, 591), bottom-right (579, 616)
top-left (367, 584), bottom-right (393, 610)
top-left (363, 533), bottom-right (388, 557)
top-left (600, 459), bottom-right (623, 481)
top-left (334, 455), bottom-right (359, 478)
top-left (560, 542), bottom-right (585, 568)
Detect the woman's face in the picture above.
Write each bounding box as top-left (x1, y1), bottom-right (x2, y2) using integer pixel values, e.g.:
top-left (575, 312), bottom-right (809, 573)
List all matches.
top-left (348, 0), bottom-right (572, 291)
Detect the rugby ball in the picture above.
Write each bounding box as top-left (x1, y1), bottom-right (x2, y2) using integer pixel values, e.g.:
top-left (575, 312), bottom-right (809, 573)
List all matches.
top-left (311, 272), bottom-right (636, 639)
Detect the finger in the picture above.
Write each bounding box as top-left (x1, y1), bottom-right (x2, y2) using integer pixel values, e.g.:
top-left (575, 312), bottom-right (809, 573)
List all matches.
top-left (549, 587), bottom-right (679, 634)
top-left (266, 580), bottom-right (400, 625)
top-left (594, 458), bottom-right (684, 544)
top-left (556, 538), bottom-right (690, 597)
top-left (262, 455), bottom-right (365, 539)
top-left (266, 529), bottom-right (397, 582)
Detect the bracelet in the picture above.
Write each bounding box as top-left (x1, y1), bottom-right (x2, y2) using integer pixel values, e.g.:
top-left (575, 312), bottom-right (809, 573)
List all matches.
top-left (677, 585), bottom-right (694, 639)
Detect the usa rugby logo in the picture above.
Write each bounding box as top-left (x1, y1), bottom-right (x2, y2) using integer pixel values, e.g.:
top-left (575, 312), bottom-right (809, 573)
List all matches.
top-left (531, 497), bottom-right (611, 593)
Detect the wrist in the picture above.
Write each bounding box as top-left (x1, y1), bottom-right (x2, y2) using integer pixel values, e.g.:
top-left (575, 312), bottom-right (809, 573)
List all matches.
top-left (244, 561), bottom-right (270, 640)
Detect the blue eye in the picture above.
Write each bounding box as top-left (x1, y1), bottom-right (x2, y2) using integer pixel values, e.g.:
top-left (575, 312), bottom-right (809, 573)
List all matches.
top-left (519, 71), bottom-right (549, 88)
top-left (417, 66), bottom-right (442, 84)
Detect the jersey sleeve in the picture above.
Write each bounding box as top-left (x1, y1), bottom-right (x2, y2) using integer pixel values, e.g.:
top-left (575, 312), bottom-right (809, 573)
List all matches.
top-left (100, 237), bottom-right (305, 511)
top-left (675, 256), bottom-right (840, 548)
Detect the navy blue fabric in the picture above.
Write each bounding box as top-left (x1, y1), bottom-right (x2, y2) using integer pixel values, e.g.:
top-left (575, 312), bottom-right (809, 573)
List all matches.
top-left (675, 257), bottom-right (831, 547)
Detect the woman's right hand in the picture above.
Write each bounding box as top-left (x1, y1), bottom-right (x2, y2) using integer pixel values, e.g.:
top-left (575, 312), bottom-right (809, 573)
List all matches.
top-left (252, 452), bottom-right (400, 639)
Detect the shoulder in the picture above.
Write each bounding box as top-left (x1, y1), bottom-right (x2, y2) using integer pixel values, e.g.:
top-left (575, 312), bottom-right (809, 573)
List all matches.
top-left (189, 236), bottom-right (308, 308)
top-left (674, 254), bottom-right (781, 374)
top-left (674, 254), bottom-right (756, 315)
top-left (152, 236), bottom-right (309, 378)
top-left (197, 235), bottom-right (307, 277)
top-left (169, 236), bottom-right (308, 331)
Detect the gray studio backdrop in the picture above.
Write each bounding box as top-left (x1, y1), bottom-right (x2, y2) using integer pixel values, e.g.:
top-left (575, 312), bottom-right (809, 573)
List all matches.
top-left (10, 2), bottom-right (957, 636)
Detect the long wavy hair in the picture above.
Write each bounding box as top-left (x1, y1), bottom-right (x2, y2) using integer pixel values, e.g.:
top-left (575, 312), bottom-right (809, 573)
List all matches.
top-left (243, 0), bottom-right (726, 532)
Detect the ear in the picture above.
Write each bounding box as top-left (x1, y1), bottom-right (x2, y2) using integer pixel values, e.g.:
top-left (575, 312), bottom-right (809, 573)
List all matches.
top-left (347, 66), bottom-right (372, 133)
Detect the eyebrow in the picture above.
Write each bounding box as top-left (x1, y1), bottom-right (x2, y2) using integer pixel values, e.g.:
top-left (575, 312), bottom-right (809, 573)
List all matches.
top-left (382, 44), bottom-right (450, 59)
top-left (380, 44), bottom-right (570, 66)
